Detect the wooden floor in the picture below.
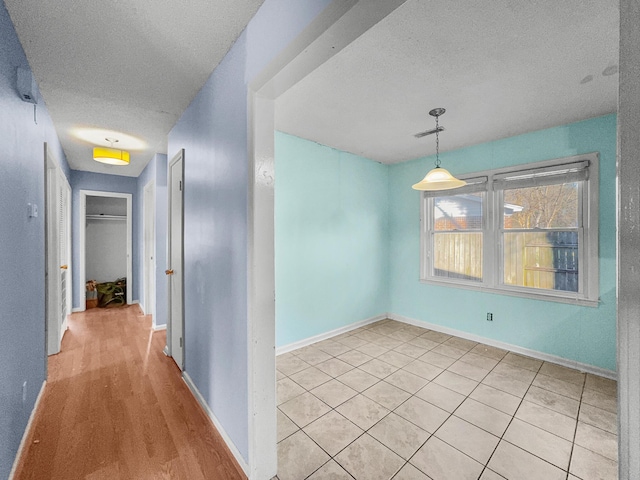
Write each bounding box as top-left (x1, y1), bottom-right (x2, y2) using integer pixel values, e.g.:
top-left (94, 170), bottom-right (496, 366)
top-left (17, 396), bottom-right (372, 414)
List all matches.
top-left (14, 305), bottom-right (247, 480)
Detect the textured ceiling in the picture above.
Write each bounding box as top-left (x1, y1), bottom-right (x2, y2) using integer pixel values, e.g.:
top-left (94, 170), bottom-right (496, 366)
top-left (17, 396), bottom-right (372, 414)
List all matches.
top-left (275, 0), bottom-right (619, 164)
top-left (5, 0), bottom-right (619, 174)
top-left (5, 0), bottom-right (265, 176)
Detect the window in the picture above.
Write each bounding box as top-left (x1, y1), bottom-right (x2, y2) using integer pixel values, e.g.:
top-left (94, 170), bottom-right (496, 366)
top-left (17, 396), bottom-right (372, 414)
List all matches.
top-left (421, 153), bottom-right (599, 305)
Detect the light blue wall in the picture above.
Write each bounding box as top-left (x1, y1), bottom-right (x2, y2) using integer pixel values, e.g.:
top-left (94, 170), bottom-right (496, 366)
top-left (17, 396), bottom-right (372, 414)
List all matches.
top-left (275, 132), bottom-right (389, 346)
top-left (389, 114), bottom-right (617, 371)
top-left (0, 1), bottom-right (70, 476)
top-left (136, 153), bottom-right (168, 326)
top-left (70, 170), bottom-right (138, 309)
top-left (167, 0), bottom-right (332, 463)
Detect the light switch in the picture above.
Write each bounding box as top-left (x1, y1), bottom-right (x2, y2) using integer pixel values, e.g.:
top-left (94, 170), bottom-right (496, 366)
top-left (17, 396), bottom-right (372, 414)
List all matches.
top-left (28, 203), bottom-right (38, 218)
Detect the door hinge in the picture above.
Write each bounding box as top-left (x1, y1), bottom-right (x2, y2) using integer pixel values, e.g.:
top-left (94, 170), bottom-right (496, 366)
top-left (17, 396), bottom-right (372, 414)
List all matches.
top-left (180, 337), bottom-right (183, 348)
top-left (179, 180), bottom-right (182, 191)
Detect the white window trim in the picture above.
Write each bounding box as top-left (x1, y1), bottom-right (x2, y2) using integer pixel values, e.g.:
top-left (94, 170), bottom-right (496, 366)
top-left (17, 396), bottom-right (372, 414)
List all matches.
top-left (420, 152), bottom-right (600, 307)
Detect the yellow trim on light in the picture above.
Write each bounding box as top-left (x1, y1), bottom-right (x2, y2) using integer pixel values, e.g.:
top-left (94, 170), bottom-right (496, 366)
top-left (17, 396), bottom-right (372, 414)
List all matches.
top-left (93, 147), bottom-right (130, 166)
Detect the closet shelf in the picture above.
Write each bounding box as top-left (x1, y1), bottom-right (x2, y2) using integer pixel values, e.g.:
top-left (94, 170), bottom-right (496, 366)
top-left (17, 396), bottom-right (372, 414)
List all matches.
top-left (86, 214), bottom-right (126, 221)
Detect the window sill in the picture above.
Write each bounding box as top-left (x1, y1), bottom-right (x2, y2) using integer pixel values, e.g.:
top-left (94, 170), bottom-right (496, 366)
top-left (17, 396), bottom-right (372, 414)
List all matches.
top-left (418, 277), bottom-right (600, 307)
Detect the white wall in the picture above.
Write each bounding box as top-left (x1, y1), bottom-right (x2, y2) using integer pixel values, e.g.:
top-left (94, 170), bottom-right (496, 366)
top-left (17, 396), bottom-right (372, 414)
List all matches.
top-left (85, 218), bottom-right (127, 283)
top-left (618, 0), bottom-right (640, 476)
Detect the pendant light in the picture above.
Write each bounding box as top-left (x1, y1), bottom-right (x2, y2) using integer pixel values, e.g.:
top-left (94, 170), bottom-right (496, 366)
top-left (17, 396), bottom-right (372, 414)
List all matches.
top-left (93, 138), bottom-right (130, 166)
top-left (412, 108), bottom-right (466, 191)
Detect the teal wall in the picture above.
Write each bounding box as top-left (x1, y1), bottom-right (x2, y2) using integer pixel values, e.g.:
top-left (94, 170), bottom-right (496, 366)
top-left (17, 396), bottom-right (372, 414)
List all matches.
top-left (388, 114), bottom-right (617, 371)
top-left (275, 115), bottom-right (616, 371)
top-left (275, 132), bottom-right (390, 347)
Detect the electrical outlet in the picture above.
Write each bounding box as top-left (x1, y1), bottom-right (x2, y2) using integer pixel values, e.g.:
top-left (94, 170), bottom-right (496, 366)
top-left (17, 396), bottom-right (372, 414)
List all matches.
top-left (22, 381), bottom-right (27, 403)
top-left (487, 312), bottom-right (493, 322)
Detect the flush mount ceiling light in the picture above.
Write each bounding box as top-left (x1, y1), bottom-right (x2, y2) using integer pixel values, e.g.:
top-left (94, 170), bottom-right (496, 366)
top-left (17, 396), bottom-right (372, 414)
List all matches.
top-left (412, 108), bottom-right (466, 191)
top-left (93, 138), bottom-right (130, 166)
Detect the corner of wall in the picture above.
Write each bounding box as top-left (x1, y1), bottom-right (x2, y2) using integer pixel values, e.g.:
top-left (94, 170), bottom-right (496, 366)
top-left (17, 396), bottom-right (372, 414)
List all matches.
top-left (383, 162), bottom-right (392, 314)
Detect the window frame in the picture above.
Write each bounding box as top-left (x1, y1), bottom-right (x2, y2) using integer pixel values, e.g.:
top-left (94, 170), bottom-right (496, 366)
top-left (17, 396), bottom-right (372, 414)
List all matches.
top-left (420, 152), bottom-right (599, 306)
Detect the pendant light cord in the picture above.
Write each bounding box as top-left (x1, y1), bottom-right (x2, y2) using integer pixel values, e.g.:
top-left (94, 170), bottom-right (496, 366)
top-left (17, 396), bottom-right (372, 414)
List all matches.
top-left (435, 114), bottom-right (441, 168)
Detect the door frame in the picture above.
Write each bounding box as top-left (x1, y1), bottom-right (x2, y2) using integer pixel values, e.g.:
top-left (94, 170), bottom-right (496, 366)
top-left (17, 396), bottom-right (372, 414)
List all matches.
top-left (79, 190), bottom-right (133, 310)
top-left (44, 143), bottom-right (71, 356)
top-left (166, 150), bottom-right (185, 369)
top-left (143, 180), bottom-right (156, 318)
top-left (617, 2), bottom-right (640, 477)
top-left (246, 2), bottom-right (409, 476)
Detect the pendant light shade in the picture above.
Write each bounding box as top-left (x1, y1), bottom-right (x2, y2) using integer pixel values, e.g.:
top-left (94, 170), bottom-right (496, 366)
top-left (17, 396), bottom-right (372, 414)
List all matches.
top-left (412, 166), bottom-right (466, 190)
top-left (93, 140), bottom-right (130, 166)
top-left (412, 108), bottom-right (465, 191)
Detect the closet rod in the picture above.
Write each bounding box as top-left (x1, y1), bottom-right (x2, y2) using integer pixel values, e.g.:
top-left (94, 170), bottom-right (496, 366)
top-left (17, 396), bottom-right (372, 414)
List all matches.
top-left (86, 214), bottom-right (126, 220)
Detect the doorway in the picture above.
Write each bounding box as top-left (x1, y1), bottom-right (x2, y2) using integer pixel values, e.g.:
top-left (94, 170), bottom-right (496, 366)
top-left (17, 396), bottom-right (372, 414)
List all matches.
top-left (79, 190), bottom-right (133, 310)
top-left (247, 2), bottom-right (636, 478)
top-left (246, 3), bottom-right (409, 475)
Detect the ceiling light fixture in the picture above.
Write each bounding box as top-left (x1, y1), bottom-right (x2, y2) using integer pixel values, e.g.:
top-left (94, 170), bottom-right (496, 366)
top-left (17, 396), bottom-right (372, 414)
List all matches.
top-left (93, 138), bottom-right (130, 166)
top-left (412, 108), bottom-right (466, 191)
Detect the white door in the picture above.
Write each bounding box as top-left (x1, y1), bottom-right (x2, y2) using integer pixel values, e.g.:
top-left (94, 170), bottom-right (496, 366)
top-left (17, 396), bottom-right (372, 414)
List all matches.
top-left (58, 174), bottom-right (70, 332)
top-left (45, 144), bottom-right (69, 356)
top-left (143, 181), bottom-right (155, 316)
top-left (167, 150), bottom-right (184, 369)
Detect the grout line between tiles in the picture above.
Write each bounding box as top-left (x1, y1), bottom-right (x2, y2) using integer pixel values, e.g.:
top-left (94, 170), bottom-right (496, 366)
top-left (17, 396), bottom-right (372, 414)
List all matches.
top-left (475, 370), bottom-right (534, 479)
top-left (392, 346), bottom-right (510, 476)
top-left (420, 347), bottom-right (513, 477)
top-left (277, 319), bottom-right (616, 480)
top-left (565, 374), bottom-right (587, 480)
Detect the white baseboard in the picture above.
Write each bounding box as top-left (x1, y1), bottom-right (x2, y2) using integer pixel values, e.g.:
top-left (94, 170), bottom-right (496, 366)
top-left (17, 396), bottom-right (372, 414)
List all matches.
top-left (9, 380), bottom-right (47, 480)
top-left (152, 324), bottom-right (167, 331)
top-left (387, 313), bottom-right (617, 380)
top-left (276, 313), bottom-right (388, 356)
top-left (72, 307), bottom-right (83, 313)
top-left (182, 372), bottom-right (250, 477)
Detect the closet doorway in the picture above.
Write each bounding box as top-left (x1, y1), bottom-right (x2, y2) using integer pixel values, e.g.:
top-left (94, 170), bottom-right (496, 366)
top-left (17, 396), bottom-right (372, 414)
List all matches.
top-left (79, 190), bottom-right (133, 309)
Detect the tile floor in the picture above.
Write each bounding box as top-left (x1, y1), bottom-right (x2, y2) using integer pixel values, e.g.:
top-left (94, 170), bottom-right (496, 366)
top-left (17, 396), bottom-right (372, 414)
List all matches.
top-left (275, 319), bottom-right (618, 480)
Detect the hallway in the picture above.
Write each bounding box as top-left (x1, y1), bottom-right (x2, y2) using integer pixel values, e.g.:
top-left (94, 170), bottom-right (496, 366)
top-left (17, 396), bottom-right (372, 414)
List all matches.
top-left (13, 306), bottom-right (246, 480)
